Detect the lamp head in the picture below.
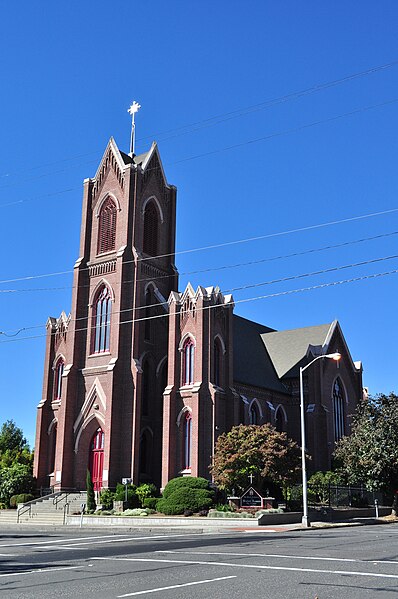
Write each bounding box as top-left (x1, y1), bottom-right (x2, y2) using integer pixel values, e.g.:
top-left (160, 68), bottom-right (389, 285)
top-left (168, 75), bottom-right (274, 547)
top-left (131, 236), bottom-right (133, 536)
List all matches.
top-left (326, 352), bottom-right (341, 362)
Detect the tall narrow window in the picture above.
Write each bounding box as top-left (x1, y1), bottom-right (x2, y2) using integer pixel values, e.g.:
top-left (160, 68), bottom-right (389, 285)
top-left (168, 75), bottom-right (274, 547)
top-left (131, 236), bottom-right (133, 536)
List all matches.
top-left (97, 197), bottom-right (117, 254)
top-left (275, 406), bottom-right (286, 433)
top-left (92, 285), bottom-right (112, 353)
top-left (333, 378), bottom-right (345, 441)
top-left (182, 338), bottom-right (195, 385)
top-left (143, 202), bottom-right (158, 256)
top-left (142, 361), bottom-right (151, 417)
top-left (249, 402), bottom-right (259, 425)
top-left (53, 358), bottom-right (64, 402)
top-left (183, 411), bottom-right (192, 470)
top-left (214, 338), bottom-right (222, 387)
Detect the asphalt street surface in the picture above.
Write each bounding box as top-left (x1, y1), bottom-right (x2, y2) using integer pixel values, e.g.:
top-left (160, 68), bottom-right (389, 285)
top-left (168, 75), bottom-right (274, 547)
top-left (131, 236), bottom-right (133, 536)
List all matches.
top-left (1, 524), bottom-right (398, 598)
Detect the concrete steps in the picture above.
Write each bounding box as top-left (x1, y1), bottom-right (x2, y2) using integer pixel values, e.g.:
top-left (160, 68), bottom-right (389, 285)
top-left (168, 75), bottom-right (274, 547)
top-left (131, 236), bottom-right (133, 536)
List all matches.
top-left (0, 491), bottom-right (88, 526)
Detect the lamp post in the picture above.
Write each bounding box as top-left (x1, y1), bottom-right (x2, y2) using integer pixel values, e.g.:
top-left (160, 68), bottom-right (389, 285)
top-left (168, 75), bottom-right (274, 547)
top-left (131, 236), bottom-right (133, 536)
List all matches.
top-left (300, 351), bottom-right (341, 527)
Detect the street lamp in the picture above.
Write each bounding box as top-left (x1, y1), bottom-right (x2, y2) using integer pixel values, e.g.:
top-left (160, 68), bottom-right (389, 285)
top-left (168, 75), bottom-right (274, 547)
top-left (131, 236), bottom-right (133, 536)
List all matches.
top-left (300, 351), bottom-right (341, 527)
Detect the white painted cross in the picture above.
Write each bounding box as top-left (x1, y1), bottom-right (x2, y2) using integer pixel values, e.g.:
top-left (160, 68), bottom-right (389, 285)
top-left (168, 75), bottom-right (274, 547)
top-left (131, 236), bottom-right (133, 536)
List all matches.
top-left (248, 473), bottom-right (254, 485)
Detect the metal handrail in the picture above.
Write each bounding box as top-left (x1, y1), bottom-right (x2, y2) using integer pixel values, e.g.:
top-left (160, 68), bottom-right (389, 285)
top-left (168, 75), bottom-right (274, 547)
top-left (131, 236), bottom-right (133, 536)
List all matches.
top-left (17, 504), bottom-right (31, 523)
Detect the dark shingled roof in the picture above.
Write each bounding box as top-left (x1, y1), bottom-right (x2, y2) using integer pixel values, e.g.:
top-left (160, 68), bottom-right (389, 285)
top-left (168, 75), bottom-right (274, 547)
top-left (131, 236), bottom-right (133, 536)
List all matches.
top-left (233, 315), bottom-right (287, 393)
top-left (261, 322), bottom-right (334, 378)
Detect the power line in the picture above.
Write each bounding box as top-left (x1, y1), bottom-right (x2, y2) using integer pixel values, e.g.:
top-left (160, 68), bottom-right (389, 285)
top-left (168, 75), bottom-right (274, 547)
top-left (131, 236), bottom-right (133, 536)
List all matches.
top-left (1, 206), bottom-right (398, 286)
top-left (2, 58), bottom-right (397, 181)
top-left (0, 98), bottom-right (398, 202)
top-left (2, 251), bottom-right (398, 336)
top-left (2, 230), bottom-right (398, 295)
top-left (0, 267), bottom-right (397, 344)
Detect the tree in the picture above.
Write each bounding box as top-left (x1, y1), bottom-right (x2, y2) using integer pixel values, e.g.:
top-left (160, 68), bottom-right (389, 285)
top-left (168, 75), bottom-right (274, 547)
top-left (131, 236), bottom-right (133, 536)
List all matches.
top-left (86, 470), bottom-right (96, 512)
top-left (0, 463), bottom-right (35, 506)
top-left (334, 393), bottom-right (398, 511)
top-left (210, 424), bottom-right (302, 493)
top-left (0, 420), bottom-right (28, 454)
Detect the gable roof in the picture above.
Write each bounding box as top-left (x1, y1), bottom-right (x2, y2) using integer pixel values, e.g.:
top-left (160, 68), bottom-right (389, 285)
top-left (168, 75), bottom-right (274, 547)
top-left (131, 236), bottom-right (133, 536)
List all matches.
top-left (233, 315), bottom-right (287, 393)
top-left (261, 322), bottom-right (334, 378)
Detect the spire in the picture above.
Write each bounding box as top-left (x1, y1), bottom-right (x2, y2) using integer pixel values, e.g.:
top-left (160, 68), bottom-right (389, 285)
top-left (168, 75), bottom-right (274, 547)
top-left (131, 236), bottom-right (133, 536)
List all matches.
top-left (127, 101), bottom-right (141, 157)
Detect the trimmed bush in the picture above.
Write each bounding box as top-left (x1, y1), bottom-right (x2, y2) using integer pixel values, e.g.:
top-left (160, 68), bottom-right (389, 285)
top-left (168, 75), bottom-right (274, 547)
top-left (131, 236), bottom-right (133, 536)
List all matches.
top-left (99, 488), bottom-right (115, 510)
top-left (9, 495), bottom-right (19, 508)
top-left (16, 493), bottom-right (34, 504)
top-left (143, 497), bottom-right (157, 510)
top-left (162, 476), bottom-right (210, 499)
top-left (207, 509), bottom-right (255, 518)
top-left (157, 487), bottom-right (214, 515)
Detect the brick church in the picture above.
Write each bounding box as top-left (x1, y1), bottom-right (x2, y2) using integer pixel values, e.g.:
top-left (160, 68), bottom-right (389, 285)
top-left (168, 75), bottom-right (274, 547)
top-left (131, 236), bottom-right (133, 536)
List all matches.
top-left (33, 133), bottom-right (363, 492)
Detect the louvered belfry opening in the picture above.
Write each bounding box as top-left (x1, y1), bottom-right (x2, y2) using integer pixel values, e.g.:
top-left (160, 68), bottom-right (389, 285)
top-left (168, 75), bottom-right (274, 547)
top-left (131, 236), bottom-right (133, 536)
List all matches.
top-left (97, 197), bottom-right (117, 254)
top-left (143, 202), bottom-right (158, 256)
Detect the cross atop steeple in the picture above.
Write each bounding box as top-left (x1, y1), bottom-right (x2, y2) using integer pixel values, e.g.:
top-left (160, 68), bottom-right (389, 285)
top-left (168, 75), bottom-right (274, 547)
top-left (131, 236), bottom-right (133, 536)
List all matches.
top-left (128, 101), bottom-right (141, 157)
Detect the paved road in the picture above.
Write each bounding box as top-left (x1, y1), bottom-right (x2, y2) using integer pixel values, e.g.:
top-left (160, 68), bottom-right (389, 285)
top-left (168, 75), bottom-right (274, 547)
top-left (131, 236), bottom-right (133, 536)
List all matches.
top-left (1, 524), bottom-right (398, 598)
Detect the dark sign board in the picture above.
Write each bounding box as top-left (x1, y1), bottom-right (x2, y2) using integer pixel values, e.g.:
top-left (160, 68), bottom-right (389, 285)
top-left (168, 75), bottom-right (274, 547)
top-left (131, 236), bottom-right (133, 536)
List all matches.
top-left (240, 486), bottom-right (263, 508)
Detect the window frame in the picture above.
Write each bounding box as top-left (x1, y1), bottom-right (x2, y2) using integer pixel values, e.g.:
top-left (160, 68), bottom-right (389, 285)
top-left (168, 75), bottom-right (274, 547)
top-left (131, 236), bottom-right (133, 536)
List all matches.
top-left (182, 337), bottom-right (195, 386)
top-left (91, 285), bottom-right (112, 354)
top-left (97, 197), bottom-right (117, 255)
top-left (53, 358), bottom-right (64, 402)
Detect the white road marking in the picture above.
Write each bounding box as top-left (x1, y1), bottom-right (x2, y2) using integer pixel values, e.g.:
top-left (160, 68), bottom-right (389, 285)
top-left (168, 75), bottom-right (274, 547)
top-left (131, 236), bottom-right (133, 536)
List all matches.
top-left (117, 576), bottom-right (237, 597)
top-left (158, 550), bottom-right (398, 566)
top-left (0, 565), bottom-right (85, 578)
top-left (92, 556), bottom-right (398, 581)
top-left (35, 533), bottom-right (205, 548)
top-left (0, 534), bottom-right (129, 548)
top-left (0, 532), bottom-right (206, 551)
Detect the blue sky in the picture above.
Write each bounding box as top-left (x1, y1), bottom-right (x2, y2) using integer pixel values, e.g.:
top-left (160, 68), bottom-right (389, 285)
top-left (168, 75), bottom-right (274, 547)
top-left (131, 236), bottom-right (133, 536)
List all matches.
top-left (1, 2), bottom-right (397, 447)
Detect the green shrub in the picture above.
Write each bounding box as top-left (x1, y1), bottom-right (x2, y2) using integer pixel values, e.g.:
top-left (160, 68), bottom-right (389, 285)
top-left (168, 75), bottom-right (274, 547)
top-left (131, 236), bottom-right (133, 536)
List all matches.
top-left (143, 497), bottom-right (157, 510)
top-left (0, 502), bottom-right (6, 510)
top-left (215, 503), bottom-right (234, 512)
top-left (122, 508), bottom-right (148, 517)
top-left (207, 509), bottom-right (254, 518)
top-left (114, 483), bottom-right (139, 508)
top-left (162, 476), bottom-right (210, 499)
top-left (86, 470), bottom-right (96, 512)
top-left (157, 487), bottom-right (214, 515)
top-left (16, 493), bottom-right (34, 504)
top-left (9, 495), bottom-right (19, 508)
top-left (136, 483), bottom-right (157, 507)
top-left (0, 463), bottom-right (35, 506)
top-left (99, 488), bottom-right (115, 510)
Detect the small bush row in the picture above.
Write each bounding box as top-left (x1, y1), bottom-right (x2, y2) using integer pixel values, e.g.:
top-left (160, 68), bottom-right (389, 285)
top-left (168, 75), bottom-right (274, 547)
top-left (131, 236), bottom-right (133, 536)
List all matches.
top-left (9, 493), bottom-right (34, 508)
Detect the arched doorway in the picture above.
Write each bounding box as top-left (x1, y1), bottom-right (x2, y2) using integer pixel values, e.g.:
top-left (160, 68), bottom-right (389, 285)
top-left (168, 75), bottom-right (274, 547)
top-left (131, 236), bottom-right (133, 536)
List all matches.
top-left (89, 428), bottom-right (104, 491)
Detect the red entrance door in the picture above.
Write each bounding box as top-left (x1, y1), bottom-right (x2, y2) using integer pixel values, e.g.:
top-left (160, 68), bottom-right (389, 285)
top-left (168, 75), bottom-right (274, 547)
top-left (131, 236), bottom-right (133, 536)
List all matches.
top-left (89, 428), bottom-right (104, 491)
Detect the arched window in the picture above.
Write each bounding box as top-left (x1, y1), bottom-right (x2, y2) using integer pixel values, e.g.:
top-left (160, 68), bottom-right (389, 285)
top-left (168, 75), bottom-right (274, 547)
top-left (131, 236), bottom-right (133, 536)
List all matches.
top-left (143, 202), bottom-right (158, 256)
top-left (139, 430), bottom-right (152, 477)
top-left (142, 360), bottom-right (151, 417)
top-left (275, 406), bottom-right (286, 433)
top-left (182, 337), bottom-right (195, 385)
top-left (92, 285), bottom-right (112, 353)
top-left (333, 378), bottom-right (345, 441)
top-left (183, 411), bottom-right (192, 470)
top-left (53, 358), bottom-right (64, 402)
top-left (214, 338), bottom-right (222, 387)
top-left (249, 402), bottom-right (259, 425)
top-left (97, 197), bottom-right (117, 254)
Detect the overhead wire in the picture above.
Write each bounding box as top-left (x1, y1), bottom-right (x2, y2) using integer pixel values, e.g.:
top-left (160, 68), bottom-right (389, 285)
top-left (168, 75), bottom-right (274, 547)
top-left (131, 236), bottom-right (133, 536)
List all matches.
top-left (1, 207), bottom-right (398, 287)
top-left (0, 268), bottom-right (397, 344)
top-left (1, 58), bottom-right (398, 181)
top-left (2, 251), bottom-right (398, 337)
top-left (1, 229), bottom-right (398, 294)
